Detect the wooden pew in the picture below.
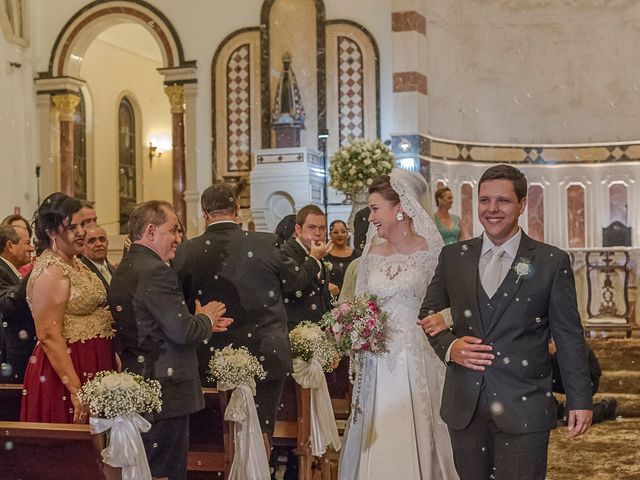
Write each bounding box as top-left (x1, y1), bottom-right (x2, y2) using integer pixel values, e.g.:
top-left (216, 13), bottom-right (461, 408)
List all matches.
top-left (0, 383), bottom-right (22, 421)
top-left (0, 421), bottom-right (118, 480)
top-left (187, 387), bottom-right (234, 479)
top-left (273, 376), bottom-right (339, 480)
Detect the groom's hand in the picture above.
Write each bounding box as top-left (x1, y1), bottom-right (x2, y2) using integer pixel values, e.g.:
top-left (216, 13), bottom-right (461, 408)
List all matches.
top-left (567, 409), bottom-right (592, 438)
top-left (450, 336), bottom-right (494, 371)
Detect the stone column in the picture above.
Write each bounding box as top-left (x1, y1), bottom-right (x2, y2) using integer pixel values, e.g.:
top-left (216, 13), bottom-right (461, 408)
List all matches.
top-left (164, 84), bottom-right (186, 225)
top-left (182, 83), bottom-right (201, 237)
top-left (52, 94), bottom-right (80, 196)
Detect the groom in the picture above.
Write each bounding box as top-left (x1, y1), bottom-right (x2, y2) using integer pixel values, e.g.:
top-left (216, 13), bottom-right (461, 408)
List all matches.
top-left (419, 164), bottom-right (592, 480)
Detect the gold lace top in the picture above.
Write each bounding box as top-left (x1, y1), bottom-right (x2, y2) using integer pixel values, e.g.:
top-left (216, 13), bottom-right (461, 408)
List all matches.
top-left (28, 250), bottom-right (114, 343)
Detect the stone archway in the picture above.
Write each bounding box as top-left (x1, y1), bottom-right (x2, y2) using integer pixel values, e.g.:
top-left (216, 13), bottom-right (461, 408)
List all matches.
top-left (36, 0), bottom-right (198, 230)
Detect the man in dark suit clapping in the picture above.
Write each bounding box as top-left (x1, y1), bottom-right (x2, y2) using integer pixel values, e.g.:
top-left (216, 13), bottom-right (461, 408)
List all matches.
top-left (109, 200), bottom-right (232, 480)
top-left (173, 184), bottom-right (331, 449)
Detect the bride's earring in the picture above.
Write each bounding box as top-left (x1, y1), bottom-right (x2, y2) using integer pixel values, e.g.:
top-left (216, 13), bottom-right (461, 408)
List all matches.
top-left (396, 211), bottom-right (405, 221)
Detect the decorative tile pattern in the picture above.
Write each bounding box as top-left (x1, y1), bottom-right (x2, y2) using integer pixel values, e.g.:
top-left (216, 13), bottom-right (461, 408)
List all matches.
top-left (338, 36), bottom-right (364, 145)
top-left (227, 44), bottom-right (251, 172)
top-left (426, 137), bottom-right (640, 164)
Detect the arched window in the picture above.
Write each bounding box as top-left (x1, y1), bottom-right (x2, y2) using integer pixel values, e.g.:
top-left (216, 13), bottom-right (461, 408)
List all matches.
top-left (72, 92), bottom-right (87, 200)
top-left (118, 97), bottom-right (136, 234)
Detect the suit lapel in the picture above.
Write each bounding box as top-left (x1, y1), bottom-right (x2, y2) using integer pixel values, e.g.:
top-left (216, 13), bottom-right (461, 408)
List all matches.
top-left (0, 258), bottom-right (19, 284)
top-left (457, 237), bottom-right (485, 336)
top-left (484, 233), bottom-right (537, 336)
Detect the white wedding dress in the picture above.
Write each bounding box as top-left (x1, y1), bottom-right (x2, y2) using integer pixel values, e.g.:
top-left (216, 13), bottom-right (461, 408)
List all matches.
top-left (338, 169), bottom-right (458, 480)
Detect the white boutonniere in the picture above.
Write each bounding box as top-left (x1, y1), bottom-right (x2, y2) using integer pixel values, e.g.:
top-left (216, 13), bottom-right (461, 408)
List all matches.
top-left (323, 260), bottom-right (333, 271)
top-left (513, 259), bottom-right (532, 283)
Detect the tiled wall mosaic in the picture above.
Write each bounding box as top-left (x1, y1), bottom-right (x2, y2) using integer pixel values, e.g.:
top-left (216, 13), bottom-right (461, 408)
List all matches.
top-left (338, 36), bottom-right (364, 145)
top-left (226, 44), bottom-right (251, 172)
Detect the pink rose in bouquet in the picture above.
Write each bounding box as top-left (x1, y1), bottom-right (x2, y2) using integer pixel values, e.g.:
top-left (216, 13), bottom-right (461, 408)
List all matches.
top-left (320, 293), bottom-right (388, 357)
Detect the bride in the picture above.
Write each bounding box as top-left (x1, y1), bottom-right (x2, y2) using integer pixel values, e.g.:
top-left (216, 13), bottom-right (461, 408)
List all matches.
top-left (338, 169), bottom-right (458, 480)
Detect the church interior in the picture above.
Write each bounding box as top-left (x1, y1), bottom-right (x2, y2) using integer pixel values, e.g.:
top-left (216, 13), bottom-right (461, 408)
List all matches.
top-left (0, 1), bottom-right (639, 479)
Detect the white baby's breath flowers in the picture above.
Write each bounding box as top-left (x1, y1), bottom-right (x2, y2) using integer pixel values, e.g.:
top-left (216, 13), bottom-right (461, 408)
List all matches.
top-left (77, 371), bottom-right (162, 419)
top-left (289, 321), bottom-right (338, 372)
top-left (209, 345), bottom-right (266, 386)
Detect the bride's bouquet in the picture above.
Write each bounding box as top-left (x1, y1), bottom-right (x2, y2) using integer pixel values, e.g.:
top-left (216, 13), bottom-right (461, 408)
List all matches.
top-left (321, 294), bottom-right (388, 421)
top-left (209, 345), bottom-right (269, 479)
top-left (78, 371), bottom-right (162, 479)
top-left (321, 293), bottom-right (388, 357)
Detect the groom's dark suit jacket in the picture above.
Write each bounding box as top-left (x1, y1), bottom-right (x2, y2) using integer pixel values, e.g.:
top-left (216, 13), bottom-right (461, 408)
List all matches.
top-left (173, 222), bottom-right (321, 383)
top-left (420, 233), bottom-right (592, 434)
top-left (109, 244), bottom-right (211, 420)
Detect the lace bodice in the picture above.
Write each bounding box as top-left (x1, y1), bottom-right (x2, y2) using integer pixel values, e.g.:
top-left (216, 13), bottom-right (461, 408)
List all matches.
top-left (28, 250), bottom-right (114, 343)
top-left (359, 250), bottom-right (439, 367)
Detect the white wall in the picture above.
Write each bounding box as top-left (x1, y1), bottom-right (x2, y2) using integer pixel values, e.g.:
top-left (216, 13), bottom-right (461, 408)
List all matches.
top-left (80, 33), bottom-right (172, 237)
top-left (426, 0), bottom-right (640, 144)
top-left (0, 24), bottom-right (38, 219)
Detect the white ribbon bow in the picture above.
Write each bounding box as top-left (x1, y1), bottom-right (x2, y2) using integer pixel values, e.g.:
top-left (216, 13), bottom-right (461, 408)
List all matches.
top-left (292, 357), bottom-right (341, 456)
top-left (90, 413), bottom-right (152, 480)
top-left (218, 380), bottom-right (271, 480)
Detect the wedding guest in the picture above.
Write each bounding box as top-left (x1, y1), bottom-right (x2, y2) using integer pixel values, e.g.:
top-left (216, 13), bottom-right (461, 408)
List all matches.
top-left (434, 187), bottom-right (461, 245)
top-left (281, 205), bottom-right (333, 330)
top-left (21, 193), bottom-right (115, 423)
top-left (78, 201), bottom-right (98, 228)
top-left (79, 225), bottom-right (114, 290)
top-left (174, 184), bottom-right (329, 445)
top-left (549, 339), bottom-right (617, 424)
top-left (274, 214), bottom-right (297, 247)
top-left (109, 200), bottom-right (231, 480)
top-left (325, 220), bottom-right (360, 295)
top-left (2, 215), bottom-right (34, 277)
top-left (0, 225), bottom-right (35, 383)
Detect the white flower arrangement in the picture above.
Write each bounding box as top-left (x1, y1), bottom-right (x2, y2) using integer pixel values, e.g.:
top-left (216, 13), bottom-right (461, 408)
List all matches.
top-left (209, 345), bottom-right (266, 386)
top-left (329, 138), bottom-right (394, 196)
top-left (289, 321), bottom-right (339, 372)
top-left (77, 371), bottom-right (162, 419)
top-left (513, 259), bottom-right (532, 283)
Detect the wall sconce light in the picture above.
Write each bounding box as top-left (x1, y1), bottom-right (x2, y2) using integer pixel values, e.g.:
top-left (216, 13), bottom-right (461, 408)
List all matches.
top-left (149, 141), bottom-right (161, 167)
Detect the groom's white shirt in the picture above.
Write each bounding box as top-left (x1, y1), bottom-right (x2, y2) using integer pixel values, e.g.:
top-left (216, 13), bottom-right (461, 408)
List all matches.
top-left (444, 228), bottom-right (522, 362)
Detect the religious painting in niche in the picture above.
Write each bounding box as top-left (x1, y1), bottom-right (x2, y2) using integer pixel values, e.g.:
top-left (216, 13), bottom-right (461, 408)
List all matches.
top-left (460, 183), bottom-right (473, 240)
top-left (0, 0), bottom-right (27, 46)
top-left (608, 183), bottom-right (628, 225)
top-left (527, 184), bottom-right (544, 242)
top-left (338, 36), bottom-right (364, 145)
top-left (226, 44), bottom-right (251, 172)
top-left (72, 92), bottom-right (87, 200)
top-left (567, 184), bottom-right (586, 248)
top-left (118, 97), bottom-right (136, 234)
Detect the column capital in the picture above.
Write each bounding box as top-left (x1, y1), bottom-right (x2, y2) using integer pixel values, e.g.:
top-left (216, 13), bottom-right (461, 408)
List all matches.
top-left (164, 84), bottom-right (185, 113)
top-left (52, 94), bottom-right (80, 121)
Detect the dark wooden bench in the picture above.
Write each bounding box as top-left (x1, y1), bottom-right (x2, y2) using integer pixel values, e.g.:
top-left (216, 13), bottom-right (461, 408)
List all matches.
top-left (0, 421), bottom-right (118, 480)
top-left (187, 387), bottom-right (233, 479)
top-left (0, 383), bottom-right (22, 421)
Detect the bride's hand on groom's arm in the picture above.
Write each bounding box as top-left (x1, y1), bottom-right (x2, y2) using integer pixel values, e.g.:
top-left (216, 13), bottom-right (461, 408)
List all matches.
top-left (417, 313), bottom-right (449, 336)
top-left (450, 336), bottom-right (494, 371)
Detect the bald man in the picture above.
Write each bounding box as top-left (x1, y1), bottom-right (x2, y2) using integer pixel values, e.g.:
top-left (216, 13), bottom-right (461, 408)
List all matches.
top-left (80, 225), bottom-right (114, 290)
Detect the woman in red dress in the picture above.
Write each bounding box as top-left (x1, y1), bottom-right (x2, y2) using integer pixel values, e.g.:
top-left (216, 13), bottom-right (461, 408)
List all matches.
top-left (21, 193), bottom-right (115, 423)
